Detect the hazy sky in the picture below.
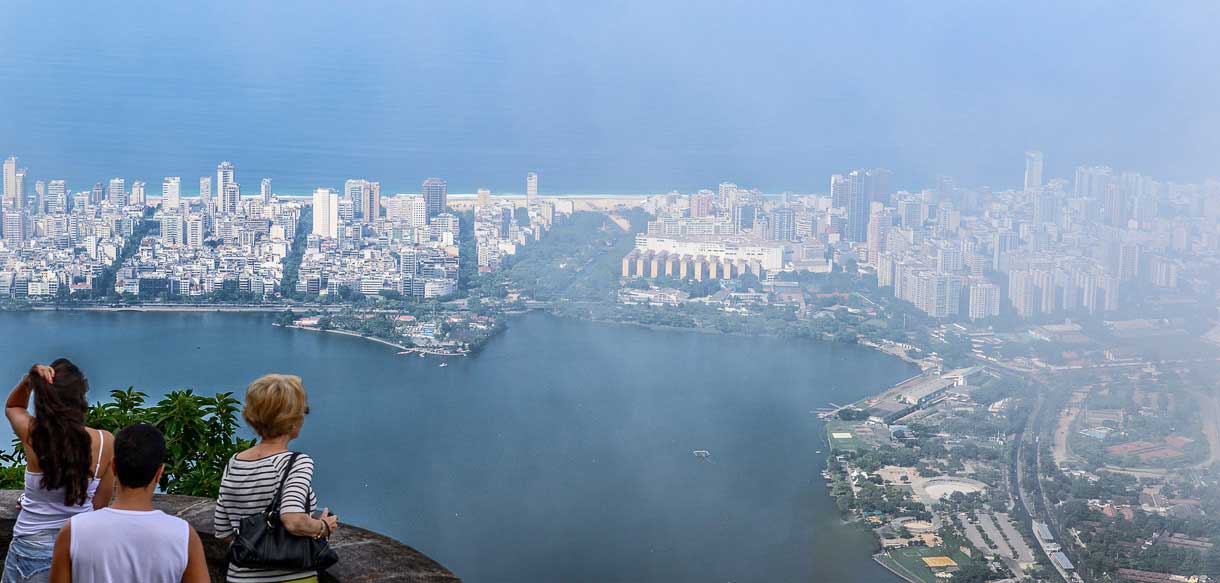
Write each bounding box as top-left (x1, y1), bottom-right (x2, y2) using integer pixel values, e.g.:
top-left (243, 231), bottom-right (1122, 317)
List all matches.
top-left (0, 0), bottom-right (1217, 193)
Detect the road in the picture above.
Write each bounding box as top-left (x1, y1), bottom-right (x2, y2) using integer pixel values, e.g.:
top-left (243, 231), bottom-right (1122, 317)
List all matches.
top-left (1186, 389), bottom-right (1220, 469)
top-left (1015, 390), bottom-right (1075, 583)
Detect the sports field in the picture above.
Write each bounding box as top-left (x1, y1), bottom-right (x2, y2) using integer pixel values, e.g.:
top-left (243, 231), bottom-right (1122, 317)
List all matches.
top-left (875, 546), bottom-right (973, 583)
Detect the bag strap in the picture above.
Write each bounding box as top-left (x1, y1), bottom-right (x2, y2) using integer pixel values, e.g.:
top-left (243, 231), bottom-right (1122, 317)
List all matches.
top-left (264, 452), bottom-right (301, 517)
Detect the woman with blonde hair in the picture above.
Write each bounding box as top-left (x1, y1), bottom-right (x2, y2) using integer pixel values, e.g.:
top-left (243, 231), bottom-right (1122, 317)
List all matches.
top-left (214, 374), bottom-right (338, 583)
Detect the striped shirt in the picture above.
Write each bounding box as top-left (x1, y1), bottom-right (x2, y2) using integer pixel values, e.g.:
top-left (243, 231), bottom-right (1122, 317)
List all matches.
top-left (214, 452), bottom-right (320, 583)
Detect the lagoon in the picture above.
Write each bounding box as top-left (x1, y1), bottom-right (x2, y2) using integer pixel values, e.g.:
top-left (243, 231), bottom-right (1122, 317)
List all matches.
top-left (0, 311), bottom-right (912, 582)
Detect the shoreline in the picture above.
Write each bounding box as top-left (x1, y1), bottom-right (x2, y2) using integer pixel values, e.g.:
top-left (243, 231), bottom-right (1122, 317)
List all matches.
top-left (277, 324), bottom-right (469, 357)
top-left (23, 304), bottom-right (324, 313)
top-left (277, 324), bottom-right (412, 352)
top-left (11, 303), bottom-right (924, 366)
top-left (873, 554), bottom-right (922, 583)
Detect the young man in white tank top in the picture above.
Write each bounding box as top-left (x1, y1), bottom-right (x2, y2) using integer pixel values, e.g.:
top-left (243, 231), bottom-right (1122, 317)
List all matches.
top-left (48, 423), bottom-right (210, 583)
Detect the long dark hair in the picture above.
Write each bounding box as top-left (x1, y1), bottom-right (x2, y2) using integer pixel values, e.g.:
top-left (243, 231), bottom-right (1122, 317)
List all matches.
top-left (28, 359), bottom-right (93, 506)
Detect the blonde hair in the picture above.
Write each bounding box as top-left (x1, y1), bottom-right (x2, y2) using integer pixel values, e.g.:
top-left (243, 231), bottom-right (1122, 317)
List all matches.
top-left (243, 374), bottom-right (308, 439)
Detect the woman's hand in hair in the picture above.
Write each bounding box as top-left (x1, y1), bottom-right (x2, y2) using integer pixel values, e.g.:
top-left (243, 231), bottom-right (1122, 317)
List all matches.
top-left (30, 365), bottom-right (54, 385)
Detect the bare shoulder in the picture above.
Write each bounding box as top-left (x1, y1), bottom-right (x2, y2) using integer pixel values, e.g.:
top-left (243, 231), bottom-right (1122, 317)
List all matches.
top-left (88, 427), bottom-right (115, 448)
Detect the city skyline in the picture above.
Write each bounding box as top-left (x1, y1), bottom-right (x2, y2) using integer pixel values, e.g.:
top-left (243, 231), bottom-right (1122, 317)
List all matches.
top-left (1, 150), bottom-right (1211, 202)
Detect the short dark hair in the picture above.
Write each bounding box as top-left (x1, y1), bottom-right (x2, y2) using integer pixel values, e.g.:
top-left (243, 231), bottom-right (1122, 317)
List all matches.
top-left (114, 423), bottom-right (166, 488)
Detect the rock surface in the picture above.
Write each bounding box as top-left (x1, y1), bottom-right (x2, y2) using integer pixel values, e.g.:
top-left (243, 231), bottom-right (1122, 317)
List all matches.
top-left (0, 490), bottom-right (460, 582)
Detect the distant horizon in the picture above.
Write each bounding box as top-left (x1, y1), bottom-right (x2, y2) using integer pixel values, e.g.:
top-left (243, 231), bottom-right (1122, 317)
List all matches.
top-left (7, 151), bottom-right (1218, 203)
top-left (3, 2), bottom-right (1218, 195)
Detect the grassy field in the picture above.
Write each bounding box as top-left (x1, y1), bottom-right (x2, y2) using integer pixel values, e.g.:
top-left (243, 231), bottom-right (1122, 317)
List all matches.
top-left (827, 420), bottom-right (892, 453)
top-left (827, 422), bottom-right (864, 453)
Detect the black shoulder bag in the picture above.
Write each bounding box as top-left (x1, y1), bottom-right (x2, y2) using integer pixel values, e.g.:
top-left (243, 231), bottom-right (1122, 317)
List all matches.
top-left (227, 452), bottom-right (340, 571)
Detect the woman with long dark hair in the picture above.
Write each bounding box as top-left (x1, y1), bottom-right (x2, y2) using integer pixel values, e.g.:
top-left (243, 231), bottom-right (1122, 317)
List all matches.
top-left (2, 360), bottom-right (114, 583)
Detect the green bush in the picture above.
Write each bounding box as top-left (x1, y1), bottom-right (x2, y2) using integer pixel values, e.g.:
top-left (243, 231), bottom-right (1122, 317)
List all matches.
top-left (0, 388), bottom-right (252, 498)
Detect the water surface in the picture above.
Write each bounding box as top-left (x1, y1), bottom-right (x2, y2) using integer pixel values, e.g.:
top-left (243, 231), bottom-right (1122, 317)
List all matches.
top-left (0, 311), bottom-right (913, 582)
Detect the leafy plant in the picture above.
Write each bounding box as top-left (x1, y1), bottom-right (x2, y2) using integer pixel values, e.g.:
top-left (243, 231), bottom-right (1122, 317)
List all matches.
top-left (0, 388), bottom-right (252, 498)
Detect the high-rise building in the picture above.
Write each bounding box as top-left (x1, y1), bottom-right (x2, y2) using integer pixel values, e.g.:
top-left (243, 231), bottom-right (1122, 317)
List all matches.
top-left (344, 179), bottom-right (367, 217)
top-left (1008, 270), bottom-right (1038, 318)
top-left (130, 181), bottom-right (146, 206)
top-left (717, 182), bottom-right (738, 207)
top-left (897, 198), bottom-right (923, 228)
top-left (968, 280), bottom-right (1000, 320)
top-left (13, 169), bottom-right (26, 210)
top-left (771, 207), bottom-right (796, 241)
top-left (185, 217), bottom-right (205, 249)
top-left (199, 177), bottom-right (212, 211)
top-left (526, 172), bottom-right (539, 203)
top-left (876, 252), bottom-right (895, 287)
top-left (312, 188), bottom-right (339, 238)
top-left (2, 210), bottom-right (25, 244)
top-left (476, 188), bottom-right (491, 208)
top-left (830, 174), bottom-right (852, 209)
top-left (1024, 150), bottom-right (1044, 192)
top-left (1031, 269), bottom-right (1056, 314)
top-left (936, 242), bottom-right (963, 273)
top-left (1074, 165), bottom-right (1112, 198)
top-left (866, 209), bottom-right (891, 263)
top-left (161, 214), bottom-right (184, 246)
top-left (221, 182), bottom-right (240, 214)
top-left (1, 157), bottom-right (16, 208)
top-left (1033, 189), bottom-right (1058, 224)
top-left (731, 204), bottom-right (756, 232)
top-left (34, 180), bottom-right (45, 214)
top-left (862, 168), bottom-right (892, 204)
top-left (1119, 242), bottom-right (1141, 281)
top-left (422, 178), bottom-right (447, 218)
top-left (345, 179), bottom-right (380, 222)
top-left (46, 180), bottom-right (67, 214)
top-left (384, 194), bottom-right (427, 227)
top-left (338, 199), bottom-right (355, 222)
top-left (1103, 183), bottom-right (1125, 227)
top-left (108, 178), bottom-right (127, 206)
top-left (162, 177), bottom-right (181, 211)
top-left (216, 161), bottom-right (235, 211)
top-left (364, 181), bottom-right (380, 222)
top-left (843, 171), bottom-right (870, 242)
top-left (993, 230), bottom-right (1018, 271)
top-left (690, 192), bottom-right (714, 218)
top-left (260, 178), bottom-right (273, 204)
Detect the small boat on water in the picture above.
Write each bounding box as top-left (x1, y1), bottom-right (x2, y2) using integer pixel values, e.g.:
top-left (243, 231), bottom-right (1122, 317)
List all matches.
top-left (816, 450), bottom-right (823, 454)
top-left (692, 450), bottom-right (711, 458)
top-left (439, 362), bottom-right (449, 368)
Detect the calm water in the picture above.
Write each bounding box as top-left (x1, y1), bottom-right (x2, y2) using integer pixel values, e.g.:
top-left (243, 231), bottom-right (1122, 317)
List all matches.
top-left (1, 2), bottom-right (1217, 193)
top-left (0, 311), bottom-right (912, 582)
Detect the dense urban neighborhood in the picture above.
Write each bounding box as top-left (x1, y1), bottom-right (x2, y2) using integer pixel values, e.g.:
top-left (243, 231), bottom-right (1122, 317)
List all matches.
top-left (4, 153), bottom-right (1220, 582)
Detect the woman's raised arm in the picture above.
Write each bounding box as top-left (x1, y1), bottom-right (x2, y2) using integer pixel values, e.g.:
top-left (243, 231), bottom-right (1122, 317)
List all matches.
top-left (4, 365), bottom-right (52, 439)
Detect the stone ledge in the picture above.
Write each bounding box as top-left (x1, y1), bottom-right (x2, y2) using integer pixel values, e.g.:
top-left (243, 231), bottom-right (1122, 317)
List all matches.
top-left (0, 490), bottom-right (460, 582)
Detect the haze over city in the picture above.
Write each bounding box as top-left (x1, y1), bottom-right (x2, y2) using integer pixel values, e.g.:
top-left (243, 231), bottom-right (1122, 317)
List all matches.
top-left (2, 2), bottom-right (1220, 583)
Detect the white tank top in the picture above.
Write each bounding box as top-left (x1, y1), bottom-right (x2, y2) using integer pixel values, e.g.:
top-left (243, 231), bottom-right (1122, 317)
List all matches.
top-left (13, 430), bottom-right (104, 536)
top-left (69, 508), bottom-right (189, 583)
